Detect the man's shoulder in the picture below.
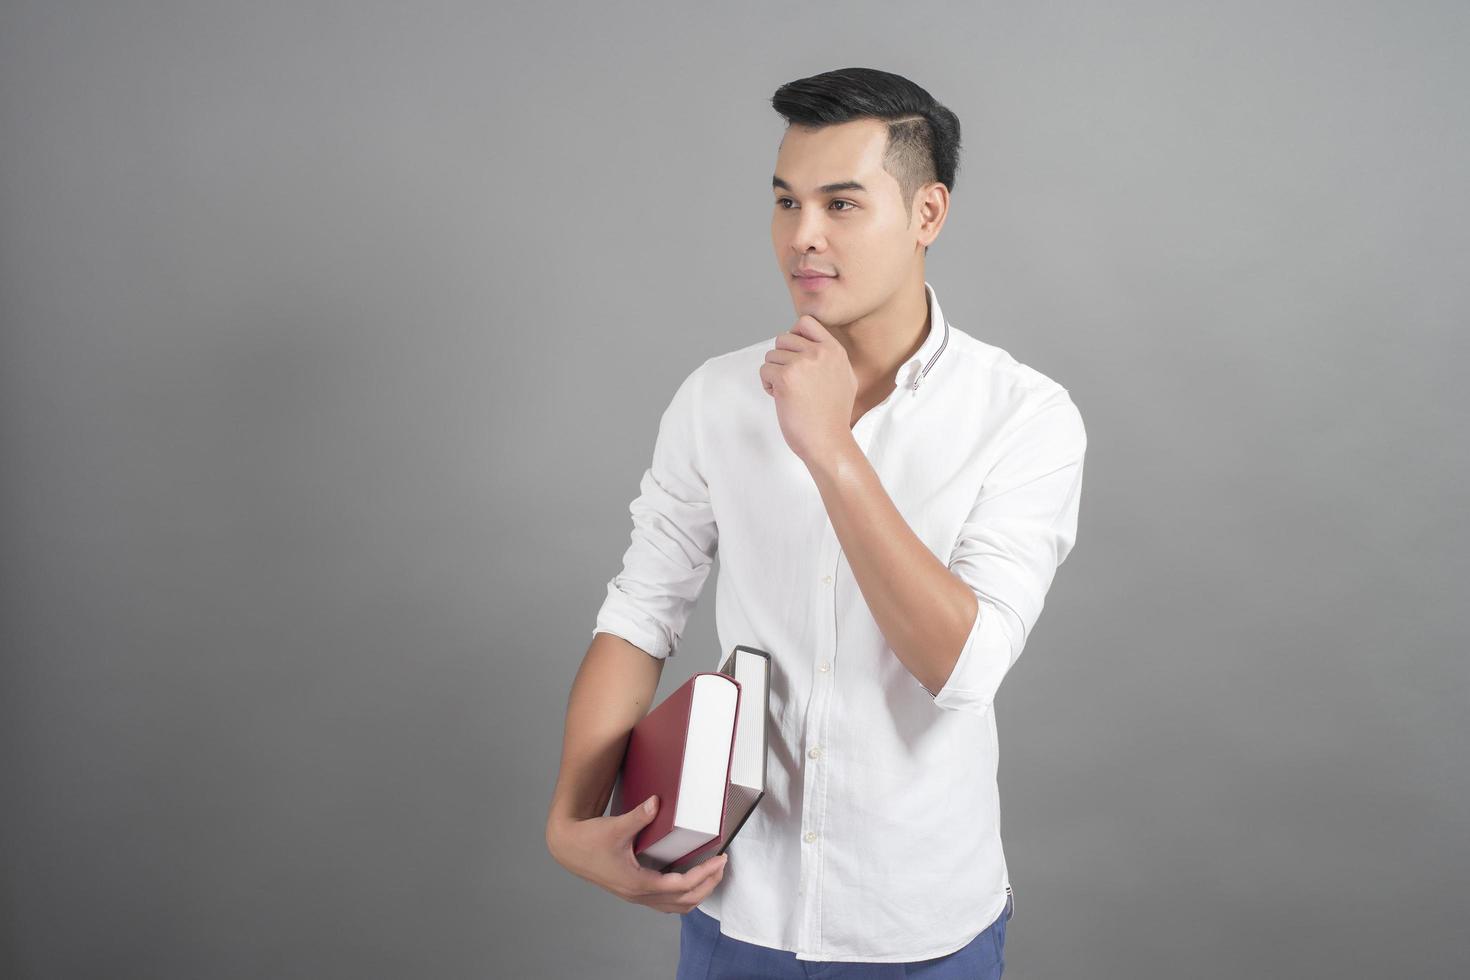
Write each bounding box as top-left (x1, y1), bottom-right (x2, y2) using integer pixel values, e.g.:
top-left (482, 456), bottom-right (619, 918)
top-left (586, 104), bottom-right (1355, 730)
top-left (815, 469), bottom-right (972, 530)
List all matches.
top-left (704, 335), bottom-right (772, 371)
top-left (681, 336), bottom-right (772, 400)
top-left (945, 325), bottom-right (1076, 408)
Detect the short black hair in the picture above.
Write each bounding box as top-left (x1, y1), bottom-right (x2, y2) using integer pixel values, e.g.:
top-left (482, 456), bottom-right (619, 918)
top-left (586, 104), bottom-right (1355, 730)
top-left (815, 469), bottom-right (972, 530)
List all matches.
top-left (771, 67), bottom-right (961, 252)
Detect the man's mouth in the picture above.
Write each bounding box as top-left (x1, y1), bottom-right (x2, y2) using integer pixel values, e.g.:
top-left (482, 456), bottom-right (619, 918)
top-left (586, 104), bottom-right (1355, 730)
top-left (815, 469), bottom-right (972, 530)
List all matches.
top-left (794, 273), bottom-right (836, 291)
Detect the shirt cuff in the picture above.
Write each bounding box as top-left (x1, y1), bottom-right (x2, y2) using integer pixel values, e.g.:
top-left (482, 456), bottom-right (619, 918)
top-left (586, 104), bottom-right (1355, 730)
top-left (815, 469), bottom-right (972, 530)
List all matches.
top-left (928, 597), bottom-right (1017, 715)
top-left (592, 584), bottom-right (677, 660)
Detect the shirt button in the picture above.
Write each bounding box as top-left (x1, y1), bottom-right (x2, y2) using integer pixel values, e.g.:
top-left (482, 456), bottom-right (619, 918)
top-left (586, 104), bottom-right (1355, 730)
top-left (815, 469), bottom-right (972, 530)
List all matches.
top-left (804, 831), bottom-right (817, 843)
top-left (821, 574), bottom-right (832, 584)
top-left (808, 746), bottom-right (821, 759)
top-left (818, 661), bottom-right (830, 672)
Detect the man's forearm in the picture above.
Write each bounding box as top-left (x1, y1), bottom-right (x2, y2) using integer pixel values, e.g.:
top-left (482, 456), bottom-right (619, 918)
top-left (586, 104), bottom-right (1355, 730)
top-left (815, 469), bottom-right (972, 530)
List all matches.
top-left (805, 436), bottom-right (977, 696)
top-left (546, 632), bottom-right (665, 840)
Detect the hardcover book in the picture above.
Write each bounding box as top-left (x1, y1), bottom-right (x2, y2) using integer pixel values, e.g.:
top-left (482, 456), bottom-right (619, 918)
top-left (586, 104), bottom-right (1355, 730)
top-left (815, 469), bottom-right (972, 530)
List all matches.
top-left (609, 645), bottom-right (772, 873)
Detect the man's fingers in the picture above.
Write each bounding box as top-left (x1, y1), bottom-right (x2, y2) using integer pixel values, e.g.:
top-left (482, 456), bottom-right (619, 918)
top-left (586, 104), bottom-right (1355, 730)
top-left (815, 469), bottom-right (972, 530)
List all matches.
top-left (660, 855), bottom-right (725, 892)
top-left (675, 862), bottom-right (727, 906)
top-left (633, 855), bottom-right (728, 897)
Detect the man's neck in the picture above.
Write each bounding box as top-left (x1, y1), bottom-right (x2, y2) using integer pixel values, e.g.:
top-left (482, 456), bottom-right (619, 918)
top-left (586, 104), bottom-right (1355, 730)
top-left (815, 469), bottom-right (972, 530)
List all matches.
top-left (825, 276), bottom-right (931, 396)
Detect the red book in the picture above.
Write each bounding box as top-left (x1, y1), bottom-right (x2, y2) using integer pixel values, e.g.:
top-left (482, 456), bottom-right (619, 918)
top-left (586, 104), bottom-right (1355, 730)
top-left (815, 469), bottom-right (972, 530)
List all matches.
top-left (611, 671), bottom-right (740, 872)
top-left (609, 646), bottom-right (772, 874)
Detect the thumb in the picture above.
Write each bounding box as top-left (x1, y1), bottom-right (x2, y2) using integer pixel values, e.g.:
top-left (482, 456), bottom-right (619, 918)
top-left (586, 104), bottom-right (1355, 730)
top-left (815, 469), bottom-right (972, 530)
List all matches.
top-left (623, 794), bottom-right (659, 835)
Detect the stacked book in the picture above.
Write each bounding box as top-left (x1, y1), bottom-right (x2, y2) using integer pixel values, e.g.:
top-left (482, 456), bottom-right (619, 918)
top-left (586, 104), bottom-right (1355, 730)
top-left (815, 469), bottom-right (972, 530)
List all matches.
top-left (608, 645), bottom-right (772, 873)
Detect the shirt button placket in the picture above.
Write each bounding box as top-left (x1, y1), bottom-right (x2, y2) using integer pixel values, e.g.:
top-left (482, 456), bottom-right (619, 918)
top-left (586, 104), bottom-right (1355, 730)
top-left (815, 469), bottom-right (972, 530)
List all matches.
top-left (799, 526), bottom-right (840, 944)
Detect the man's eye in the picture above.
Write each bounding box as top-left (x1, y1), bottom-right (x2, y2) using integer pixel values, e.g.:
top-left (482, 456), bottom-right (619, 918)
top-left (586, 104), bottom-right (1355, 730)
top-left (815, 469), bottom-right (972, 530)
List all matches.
top-left (775, 198), bottom-right (856, 211)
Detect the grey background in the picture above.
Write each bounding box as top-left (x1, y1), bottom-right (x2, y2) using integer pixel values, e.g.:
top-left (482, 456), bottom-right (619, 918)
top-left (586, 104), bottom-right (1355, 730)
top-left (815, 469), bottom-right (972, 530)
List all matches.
top-left (2, 2), bottom-right (1466, 978)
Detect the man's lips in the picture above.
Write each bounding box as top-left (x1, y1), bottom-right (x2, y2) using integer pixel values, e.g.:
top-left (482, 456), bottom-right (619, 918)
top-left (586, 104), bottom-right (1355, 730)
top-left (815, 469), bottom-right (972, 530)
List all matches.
top-left (794, 272), bottom-right (836, 291)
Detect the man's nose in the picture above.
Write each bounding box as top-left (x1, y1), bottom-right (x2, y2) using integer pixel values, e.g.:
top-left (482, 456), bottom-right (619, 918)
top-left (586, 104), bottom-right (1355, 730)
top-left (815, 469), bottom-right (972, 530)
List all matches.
top-left (789, 211), bottom-right (827, 254)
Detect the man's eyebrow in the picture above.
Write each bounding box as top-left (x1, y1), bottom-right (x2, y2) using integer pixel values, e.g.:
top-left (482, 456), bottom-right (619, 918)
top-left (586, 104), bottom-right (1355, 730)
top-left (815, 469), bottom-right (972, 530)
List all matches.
top-left (772, 176), bottom-right (869, 195)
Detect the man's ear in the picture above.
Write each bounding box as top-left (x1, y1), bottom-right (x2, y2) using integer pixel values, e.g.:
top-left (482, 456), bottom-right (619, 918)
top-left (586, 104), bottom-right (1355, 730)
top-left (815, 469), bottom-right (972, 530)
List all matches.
top-left (916, 182), bottom-right (949, 249)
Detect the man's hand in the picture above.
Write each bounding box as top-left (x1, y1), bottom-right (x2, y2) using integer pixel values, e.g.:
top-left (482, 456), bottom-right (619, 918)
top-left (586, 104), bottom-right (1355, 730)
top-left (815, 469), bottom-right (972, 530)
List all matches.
top-left (545, 795), bottom-right (729, 914)
top-left (760, 315), bottom-right (856, 465)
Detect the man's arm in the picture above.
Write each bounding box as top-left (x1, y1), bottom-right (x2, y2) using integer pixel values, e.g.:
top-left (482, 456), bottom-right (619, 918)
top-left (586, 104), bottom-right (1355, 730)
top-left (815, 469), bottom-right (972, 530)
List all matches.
top-left (549, 359), bottom-right (715, 835)
top-left (546, 358), bottom-right (722, 894)
top-left (544, 631), bottom-right (730, 915)
top-left (805, 388), bottom-right (1087, 711)
top-left (805, 442), bottom-right (976, 699)
top-left (545, 631), bottom-right (663, 843)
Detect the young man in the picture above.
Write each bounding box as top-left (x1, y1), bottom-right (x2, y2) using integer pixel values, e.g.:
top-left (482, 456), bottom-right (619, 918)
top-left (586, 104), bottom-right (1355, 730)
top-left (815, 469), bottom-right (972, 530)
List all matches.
top-left (546, 67), bottom-right (1086, 979)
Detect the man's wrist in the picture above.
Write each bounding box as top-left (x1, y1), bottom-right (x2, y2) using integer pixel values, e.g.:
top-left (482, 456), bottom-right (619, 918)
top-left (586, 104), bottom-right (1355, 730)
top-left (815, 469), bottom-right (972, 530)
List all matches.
top-left (802, 430), bottom-right (863, 480)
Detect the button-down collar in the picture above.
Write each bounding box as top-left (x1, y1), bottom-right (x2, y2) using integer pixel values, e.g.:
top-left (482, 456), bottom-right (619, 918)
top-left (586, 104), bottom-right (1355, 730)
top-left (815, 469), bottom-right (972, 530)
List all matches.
top-left (903, 279), bottom-right (951, 392)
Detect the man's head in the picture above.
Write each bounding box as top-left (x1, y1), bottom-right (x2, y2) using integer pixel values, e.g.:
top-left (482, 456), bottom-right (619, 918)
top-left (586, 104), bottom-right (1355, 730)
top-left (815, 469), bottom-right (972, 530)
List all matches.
top-left (769, 67), bottom-right (961, 324)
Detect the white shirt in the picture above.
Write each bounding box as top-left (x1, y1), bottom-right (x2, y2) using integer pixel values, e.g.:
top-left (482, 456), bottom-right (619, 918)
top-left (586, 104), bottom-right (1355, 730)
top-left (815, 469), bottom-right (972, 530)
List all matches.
top-left (592, 280), bottom-right (1086, 962)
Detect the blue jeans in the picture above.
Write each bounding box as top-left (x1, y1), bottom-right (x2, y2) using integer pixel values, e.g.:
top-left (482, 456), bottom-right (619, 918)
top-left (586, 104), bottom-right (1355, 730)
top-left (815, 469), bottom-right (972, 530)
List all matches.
top-left (677, 889), bottom-right (1013, 979)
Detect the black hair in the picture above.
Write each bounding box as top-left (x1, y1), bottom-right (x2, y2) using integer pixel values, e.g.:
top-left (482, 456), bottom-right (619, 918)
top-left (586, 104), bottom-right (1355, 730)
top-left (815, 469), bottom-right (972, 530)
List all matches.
top-left (770, 67), bottom-right (961, 253)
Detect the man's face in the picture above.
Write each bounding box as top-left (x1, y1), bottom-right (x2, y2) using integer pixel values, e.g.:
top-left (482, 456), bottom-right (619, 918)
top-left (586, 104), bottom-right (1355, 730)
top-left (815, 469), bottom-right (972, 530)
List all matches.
top-left (770, 119), bottom-right (923, 325)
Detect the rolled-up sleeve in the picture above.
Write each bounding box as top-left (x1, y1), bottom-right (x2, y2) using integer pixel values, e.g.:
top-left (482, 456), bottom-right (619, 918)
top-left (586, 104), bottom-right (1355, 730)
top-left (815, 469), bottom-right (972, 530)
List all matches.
top-left (592, 362), bottom-right (718, 660)
top-left (931, 388), bottom-right (1087, 714)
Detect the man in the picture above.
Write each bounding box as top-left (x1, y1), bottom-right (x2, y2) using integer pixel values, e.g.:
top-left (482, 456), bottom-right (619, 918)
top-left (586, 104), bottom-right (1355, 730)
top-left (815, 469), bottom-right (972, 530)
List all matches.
top-left (545, 67), bottom-right (1086, 979)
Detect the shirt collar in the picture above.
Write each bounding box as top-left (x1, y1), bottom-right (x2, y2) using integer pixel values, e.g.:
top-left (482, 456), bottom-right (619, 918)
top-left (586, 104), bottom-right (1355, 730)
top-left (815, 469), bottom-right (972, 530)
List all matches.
top-left (902, 280), bottom-right (951, 392)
